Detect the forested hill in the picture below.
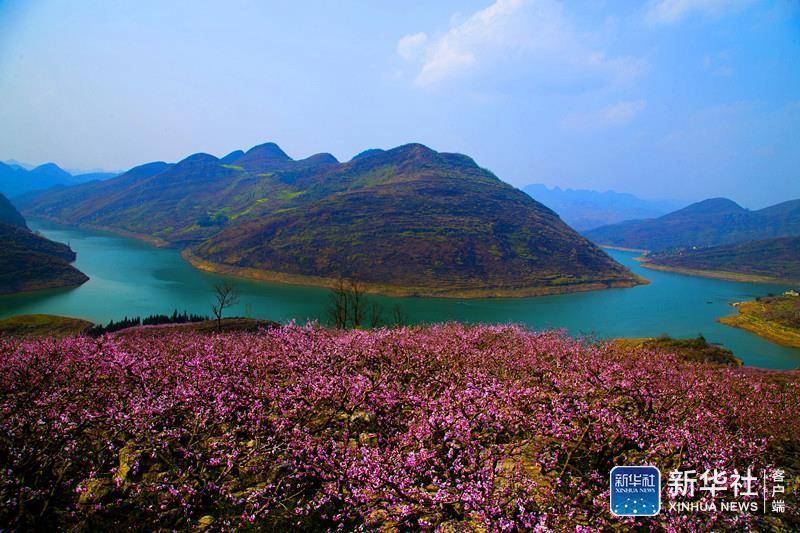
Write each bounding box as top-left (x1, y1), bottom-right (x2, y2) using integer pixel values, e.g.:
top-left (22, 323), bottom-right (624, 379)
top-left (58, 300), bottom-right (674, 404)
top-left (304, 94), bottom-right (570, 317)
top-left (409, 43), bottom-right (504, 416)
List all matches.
top-left (20, 142), bottom-right (639, 297)
top-left (644, 236), bottom-right (800, 283)
top-left (0, 194), bottom-right (88, 294)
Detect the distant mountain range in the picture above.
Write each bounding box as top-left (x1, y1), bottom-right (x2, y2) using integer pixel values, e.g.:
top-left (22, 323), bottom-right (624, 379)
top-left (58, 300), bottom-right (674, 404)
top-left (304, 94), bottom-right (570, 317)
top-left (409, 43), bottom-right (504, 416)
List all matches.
top-left (584, 197), bottom-right (800, 251)
top-left (522, 184), bottom-right (685, 231)
top-left (642, 236), bottom-right (800, 283)
top-left (0, 193), bottom-right (88, 294)
top-left (18, 142), bottom-right (641, 297)
top-left (3, 159), bottom-right (34, 170)
top-left (0, 161), bottom-right (118, 198)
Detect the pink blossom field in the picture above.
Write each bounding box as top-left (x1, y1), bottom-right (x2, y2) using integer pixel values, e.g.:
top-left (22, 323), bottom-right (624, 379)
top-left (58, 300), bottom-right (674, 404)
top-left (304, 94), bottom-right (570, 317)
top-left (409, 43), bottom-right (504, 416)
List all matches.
top-left (1, 324), bottom-right (797, 530)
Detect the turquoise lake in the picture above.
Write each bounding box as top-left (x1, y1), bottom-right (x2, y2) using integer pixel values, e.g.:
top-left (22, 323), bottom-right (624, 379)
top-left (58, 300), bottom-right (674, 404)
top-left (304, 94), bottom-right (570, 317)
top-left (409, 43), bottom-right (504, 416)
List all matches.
top-left (1, 219), bottom-right (799, 369)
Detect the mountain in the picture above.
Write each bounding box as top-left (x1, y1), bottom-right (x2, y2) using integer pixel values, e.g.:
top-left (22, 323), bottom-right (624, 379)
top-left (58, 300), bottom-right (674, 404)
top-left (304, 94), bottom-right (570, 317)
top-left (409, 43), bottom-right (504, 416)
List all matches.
top-left (20, 142), bottom-right (640, 297)
top-left (352, 148), bottom-right (385, 160)
top-left (0, 162), bottom-right (71, 197)
top-left (4, 159), bottom-right (33, 170)
top-left (0, 194), bottom-right (88, 294)
top-left (0, 161), bottom-right (118, 198)
top-left (584, 198), bottom-right (800, 251)
top-left (220, 150), bottom-right (244, 163)
top-left (642, 236), bottom-right (800, 283)
top-left (0, 193), bottom-right (27, 228)
top-left (72, 172), bottom-right (119, 182)
top-left (31, 162), bottom-right (72, 183)
top-left (522, 184), bottom-right (685, 231)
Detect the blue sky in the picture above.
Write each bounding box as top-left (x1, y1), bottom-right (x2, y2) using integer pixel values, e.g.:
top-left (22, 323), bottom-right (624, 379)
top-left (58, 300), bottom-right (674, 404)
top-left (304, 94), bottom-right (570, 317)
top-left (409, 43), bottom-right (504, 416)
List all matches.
top-left (0, 0), bottom-right (798, 207)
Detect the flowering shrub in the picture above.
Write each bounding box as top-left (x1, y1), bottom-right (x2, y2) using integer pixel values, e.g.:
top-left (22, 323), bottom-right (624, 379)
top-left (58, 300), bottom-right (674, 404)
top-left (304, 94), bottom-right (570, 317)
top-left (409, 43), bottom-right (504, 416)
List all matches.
top-left (0, 324), bottom-right (797, 530)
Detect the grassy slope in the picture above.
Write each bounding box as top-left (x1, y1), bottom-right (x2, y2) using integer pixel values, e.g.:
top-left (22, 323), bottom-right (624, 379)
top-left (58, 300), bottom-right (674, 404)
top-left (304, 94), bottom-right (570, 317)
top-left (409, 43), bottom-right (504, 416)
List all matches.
top-left (641, 236), bottom-right (800, 284)
top-left (615, 335), bottom-right (742, 365)
top-left (0, 315), bottom-right (277, 339)
top-left (0, 314), bottom-right (93, 338)
top-left (21, 143), bottom-right (640, 297)
top-left (719, 296), bottom-right (800, 348)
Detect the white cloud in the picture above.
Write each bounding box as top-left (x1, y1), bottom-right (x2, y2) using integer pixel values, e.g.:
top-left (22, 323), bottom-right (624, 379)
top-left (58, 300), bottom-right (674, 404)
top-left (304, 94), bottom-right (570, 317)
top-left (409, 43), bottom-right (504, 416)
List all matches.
top-left (397, 0), bottom-right (644, 88)
top-left (702, 51), bottom-right (733, 76)
top-left (397, 32), bottom-right (427, 61)
top-left (646, 0), bottom-right (754, 24)
top-left (562, 99), bottom-right (647, 131)
top-left (415, 0), bottom-right (545, 86)
top-left (600, 99), bottom-right (647, 124)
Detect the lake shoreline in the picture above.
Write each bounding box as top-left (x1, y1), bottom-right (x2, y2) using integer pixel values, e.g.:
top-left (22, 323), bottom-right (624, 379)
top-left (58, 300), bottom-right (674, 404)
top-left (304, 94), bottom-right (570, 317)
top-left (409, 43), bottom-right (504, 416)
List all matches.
top-left (182, 248), bottom-right (647, 299)
top-left (640, 261), bottom-right (798, 285)
top-left (26, 214), bottom-right (171, 248)
top-left (26, 217), bottom-right (647, 299)
top-left (0, 273), bottom-right (89, 296)
top-left (11, 220), bottom-right (800, 369)
top-left (719, 298), bottom-right (800, 348)
top-left (599, 244), bottom-right (649, 253)
top-left (16, 312), bottom-right (800, 373)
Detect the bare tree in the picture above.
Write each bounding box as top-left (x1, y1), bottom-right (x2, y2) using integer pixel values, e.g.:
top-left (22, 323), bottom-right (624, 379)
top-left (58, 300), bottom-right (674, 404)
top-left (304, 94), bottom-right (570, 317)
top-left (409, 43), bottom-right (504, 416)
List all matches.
top-left (211, 283), bottom-right (239, 330)
top-left (368, 301), bottom-right (385, 328)
top-left (327, 278), bottom-right (350, 329)
top-left (326, 279), bottom-right (372, 329)
top-left (326, 280), bottom-right (409, 329)
top-left (349, 280), bottom-right (366, 328)
top-left (391, 304), bottom-right (407, 327)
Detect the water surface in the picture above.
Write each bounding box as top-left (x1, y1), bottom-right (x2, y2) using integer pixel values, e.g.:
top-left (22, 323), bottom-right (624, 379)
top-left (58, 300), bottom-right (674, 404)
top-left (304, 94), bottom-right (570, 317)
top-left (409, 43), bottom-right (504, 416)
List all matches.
top-left (1, 219), bottom-right (798, 369)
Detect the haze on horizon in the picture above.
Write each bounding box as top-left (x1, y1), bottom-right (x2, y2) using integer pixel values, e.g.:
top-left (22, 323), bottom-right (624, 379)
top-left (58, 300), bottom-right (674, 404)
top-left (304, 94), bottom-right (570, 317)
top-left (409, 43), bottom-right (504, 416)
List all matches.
top-left (1, 0), bottom-right (798, 208)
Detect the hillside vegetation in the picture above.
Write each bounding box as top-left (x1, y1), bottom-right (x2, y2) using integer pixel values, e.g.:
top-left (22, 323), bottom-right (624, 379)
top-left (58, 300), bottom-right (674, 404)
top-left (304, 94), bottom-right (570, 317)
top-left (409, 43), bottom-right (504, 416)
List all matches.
top-left (615, 335), bottom-right (741, 366)
top-left (642, 236), bottom-right (800, 283)
top-left (20, 143), bottom-right (639, 296)
top-left (0, 324), bottom-right (797, 530)
top-left (585, 197), bottom-right (800, 251)
top-left (0, 195), bottom-right (88, 294)
top-left (0, 314), bottom-right (93, 338)
top-left (720, 295), bottom-right (800, 347)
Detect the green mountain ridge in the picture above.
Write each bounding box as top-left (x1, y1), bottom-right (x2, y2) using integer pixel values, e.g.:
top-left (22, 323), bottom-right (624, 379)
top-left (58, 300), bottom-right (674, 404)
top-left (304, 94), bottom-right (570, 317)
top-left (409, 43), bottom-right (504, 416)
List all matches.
top-left (20, 142), bottom-right (640, 296)
top-left (585, 197), bottom-right (800, 251)
top-left (643, 236), bottom-right (800, 283)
